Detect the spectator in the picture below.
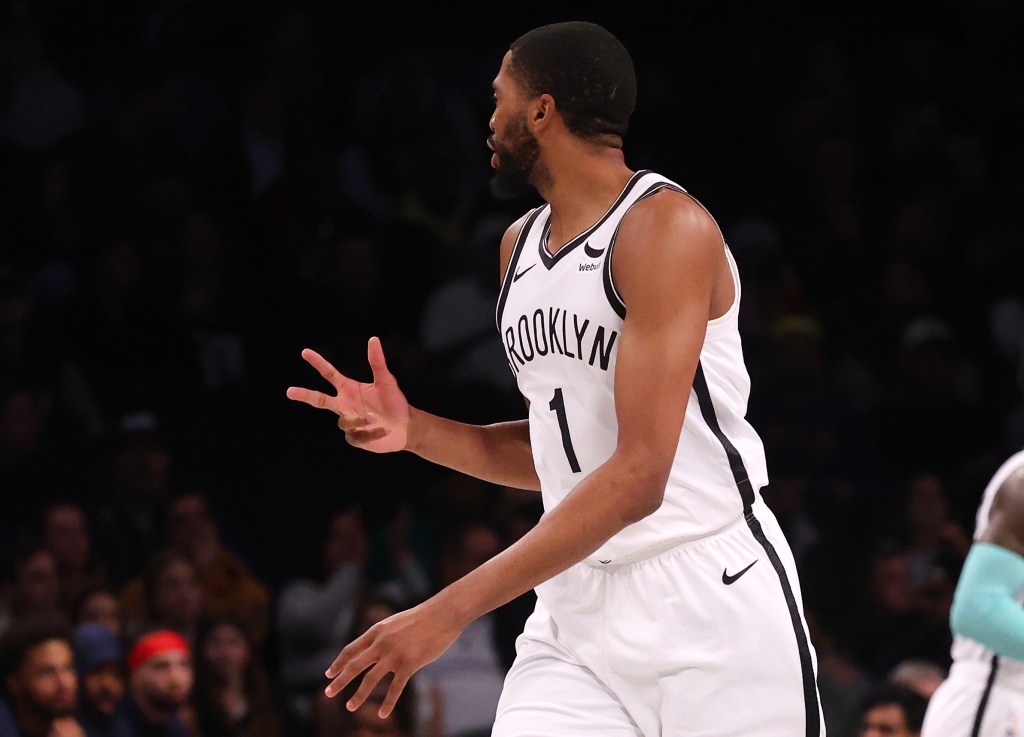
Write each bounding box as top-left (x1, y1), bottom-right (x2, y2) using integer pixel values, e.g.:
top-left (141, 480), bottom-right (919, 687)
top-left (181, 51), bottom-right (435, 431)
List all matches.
top-left (808, 613), bottom-right (871, 737)
top-left (856, 682), bottom-right (928, 737)
top-left (760, 456), bottom-right (821, 569)
top-left (0, 384), bottom-right (50, 531)
top-left (886, 659), bottom-right (946, 700)
top-left (161, 491), bottom-right (270, 646)
top-left (313, 593), bottom-right (438, 737)
top-left (0, 8), bottom-right (85, 150)
top-left (0, 539), bottom-right (62, 639)
top-left (122, 550), bottom-right (204, 646)
top-left (487, 489), bottom-right (542, 671)
top-left (906, 564), bottom-right (956, 674)
top-left (73, 587), bottom-right (124, 639)
top-left (0, 616), bottom-right (82, 737)
top-left (899, 470), bottom-right (970, 586)
top-left (41, 501), bottom-right (108, 615)
top-left (874, 316), bottom-right (992, 480)
top-left (417, 213), bottom-right (519, 397)
top-left (95, 412), bottom-right (174, 588)
top-left (192, 614), bottom-right (281, 737)
top-left (118, 630), bottom-right (195, 737)
top-left (276, 503), bottom-right (428, 728)
top-left (845, 542), bottom-right (927, 681)
top-left (72, 622), bottom-right (128, 737)
top-left (417, 520), bottom-right (507, 737)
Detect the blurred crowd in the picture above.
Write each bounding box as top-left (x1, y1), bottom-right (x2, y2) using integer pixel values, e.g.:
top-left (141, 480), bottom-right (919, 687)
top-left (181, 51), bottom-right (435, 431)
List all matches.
top-left (1, 1), bottom-right (1022, 736)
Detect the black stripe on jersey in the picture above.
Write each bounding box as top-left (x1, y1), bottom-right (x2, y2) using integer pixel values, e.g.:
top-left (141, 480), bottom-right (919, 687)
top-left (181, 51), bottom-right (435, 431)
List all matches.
top-left (601, 181), bottom-right (689, 320)
top-left (693, 364), bottom-right (821, 737)
top-left (637, 181), bottom-right (686, 202)
top-left (970, 655), bottom-right (1000, 737)
top-left (537, 170), bottom-right (651, 270)
top-left (602, 239), bottom-right (626, 320)
top-left (692, 364), bottom-right (755, 513)
top-left (495, 207), bottom-right (545, 329)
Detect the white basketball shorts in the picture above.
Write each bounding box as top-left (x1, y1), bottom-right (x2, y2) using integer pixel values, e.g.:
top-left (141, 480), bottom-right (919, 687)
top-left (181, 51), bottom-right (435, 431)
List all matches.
top-left (922, 659), bottom-right (1024, 737)
top-left (492, 497), bottom-right (825, 737)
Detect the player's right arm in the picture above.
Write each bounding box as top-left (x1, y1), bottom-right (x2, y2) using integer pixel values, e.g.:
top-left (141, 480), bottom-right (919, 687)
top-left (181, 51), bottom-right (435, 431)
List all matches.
top-left (285, 215), bottom-right (540, 492)
top-left (949, 465), bottom-right (1024, 659)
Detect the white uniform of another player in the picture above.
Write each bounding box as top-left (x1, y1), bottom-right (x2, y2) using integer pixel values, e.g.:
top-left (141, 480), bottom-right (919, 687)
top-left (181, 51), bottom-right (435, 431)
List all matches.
top-left (492, 170), bottom-right (825, 737)
top-left (922, 450), bottom-right (1024, 737)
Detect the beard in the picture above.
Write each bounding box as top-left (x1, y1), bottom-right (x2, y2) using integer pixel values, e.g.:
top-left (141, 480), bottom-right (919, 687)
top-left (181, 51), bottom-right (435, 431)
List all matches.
top-left (90, 686), bottom-right (123, 715)
top-left (140, 688), bottom-right (190, 719)
top-left (23, 694), bottom-right (76, 721)
top-left (489, 114), bottom-right (540, 200)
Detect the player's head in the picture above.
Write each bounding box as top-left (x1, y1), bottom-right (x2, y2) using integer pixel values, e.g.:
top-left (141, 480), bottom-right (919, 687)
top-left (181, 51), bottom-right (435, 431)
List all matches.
top-left (488, 21), bottom-right (636, 199)
top-left (509, 21), bottom-right (636, 141)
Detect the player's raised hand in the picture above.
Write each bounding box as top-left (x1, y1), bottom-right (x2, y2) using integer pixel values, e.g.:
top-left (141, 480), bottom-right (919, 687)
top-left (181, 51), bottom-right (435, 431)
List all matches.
top-left (286, 337), bottom-right (410, 453)
top-left (324, 600), bottom-right (464, 719)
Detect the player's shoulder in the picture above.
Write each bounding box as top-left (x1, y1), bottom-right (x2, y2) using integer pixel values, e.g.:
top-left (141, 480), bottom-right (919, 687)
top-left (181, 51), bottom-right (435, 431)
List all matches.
top-left (499, 208), bottom-right (546, 280)
top-left (620, 184), bottom-right (722, 244)
top-left (995, 464), bottom-right (1024, 511)
top-left (616, 183), bottom-right (724, 268)
top-left (988, 460), bottom-right (1024, 537)
top-left (501, 209), bottom-right (538, 247)
top-left (986, 462), bottom-right (1024, 550)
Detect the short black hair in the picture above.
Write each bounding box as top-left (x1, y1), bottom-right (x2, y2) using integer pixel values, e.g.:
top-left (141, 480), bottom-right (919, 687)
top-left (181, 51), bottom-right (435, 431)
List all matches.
top-left (859, 682), bottom-right (929, 731)
top-left (509, 21), bottom-right (636, 141)
top-left (0, 615), bottom-right (72, 686)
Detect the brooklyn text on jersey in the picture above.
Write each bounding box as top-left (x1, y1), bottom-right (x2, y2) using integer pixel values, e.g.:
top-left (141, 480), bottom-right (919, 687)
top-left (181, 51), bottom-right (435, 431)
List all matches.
top-left (502, 307), bottom-right (618, 374)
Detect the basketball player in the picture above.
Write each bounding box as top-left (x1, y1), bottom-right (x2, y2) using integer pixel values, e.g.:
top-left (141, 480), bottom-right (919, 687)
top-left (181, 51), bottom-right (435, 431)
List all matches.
top-left (287, 21), bottom-right (825, 736)
top-left (921, 450), bottom-right (1024, 736)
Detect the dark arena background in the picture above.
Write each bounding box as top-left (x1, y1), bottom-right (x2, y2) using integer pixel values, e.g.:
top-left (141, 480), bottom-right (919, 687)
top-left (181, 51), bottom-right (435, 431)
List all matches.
top-left (1, 1), bottom-right (1023, 736)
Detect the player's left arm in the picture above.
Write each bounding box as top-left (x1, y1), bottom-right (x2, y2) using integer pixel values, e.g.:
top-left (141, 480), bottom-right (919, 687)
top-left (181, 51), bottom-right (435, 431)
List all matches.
top-left (322, 190), bottom-right (725, 717)
top-left (949, 467), bottom-right (1024, 658)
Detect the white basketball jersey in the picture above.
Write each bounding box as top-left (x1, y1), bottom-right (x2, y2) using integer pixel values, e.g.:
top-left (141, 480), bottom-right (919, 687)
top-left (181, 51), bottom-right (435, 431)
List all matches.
top-left (495, 170), bottom-right (769, 564)
top-left (949, 449), bottom-right (1024, 683)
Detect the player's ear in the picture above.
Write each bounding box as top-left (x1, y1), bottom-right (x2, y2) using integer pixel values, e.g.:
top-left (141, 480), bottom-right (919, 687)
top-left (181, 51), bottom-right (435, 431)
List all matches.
top-left (533, 94), bottom-right (556, 127)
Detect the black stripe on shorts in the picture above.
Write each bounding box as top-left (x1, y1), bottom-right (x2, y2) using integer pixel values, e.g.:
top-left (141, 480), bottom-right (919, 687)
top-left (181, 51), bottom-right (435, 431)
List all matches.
top-left (692, 362), bottom-right (821, 737)
top-left (970, 654), bottom-right (1000, 737)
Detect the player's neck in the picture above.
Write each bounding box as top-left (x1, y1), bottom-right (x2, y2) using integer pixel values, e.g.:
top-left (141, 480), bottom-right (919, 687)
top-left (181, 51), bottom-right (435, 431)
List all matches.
top-left (539, 145), bottom-right (634, 254)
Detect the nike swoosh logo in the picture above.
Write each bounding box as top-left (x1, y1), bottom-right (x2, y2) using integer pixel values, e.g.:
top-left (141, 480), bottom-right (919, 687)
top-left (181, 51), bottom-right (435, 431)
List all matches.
top-left (583, 242), bottom-right (605, 258)
top-left (513, 264), bottom-right (535, 282)
top-left (722, 559), bottom-right (758, 585)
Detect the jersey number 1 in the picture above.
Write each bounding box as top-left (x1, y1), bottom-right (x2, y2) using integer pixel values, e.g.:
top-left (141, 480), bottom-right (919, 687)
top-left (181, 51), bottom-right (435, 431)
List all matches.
top-left (549, 388), bottom-right (582, 473)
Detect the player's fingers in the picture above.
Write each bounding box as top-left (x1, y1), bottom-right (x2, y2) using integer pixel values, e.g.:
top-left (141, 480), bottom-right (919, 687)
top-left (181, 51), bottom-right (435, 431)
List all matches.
top-left (301, 348), bottom-right (352, 391)
top-left (344, 663), bottom-right (391, 713)
top-left (337, 412), bottom-right (374, 431)
top-left (367, 337), bottom-right (396, 386)
top-left (344, 427), bottom-right (389, 446)
top-left (286, 387), bottom-right (336, 411)
top-left (324, 651), bottom-right (375, 698)
top-left (326, 634), bottom-right (373, 680)
top-left (325, 656), bottom-right (375, 701)
top-left (378, 672), bottom-right (409, 719)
